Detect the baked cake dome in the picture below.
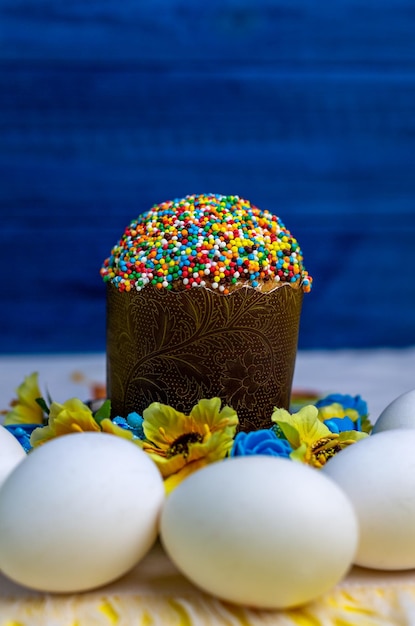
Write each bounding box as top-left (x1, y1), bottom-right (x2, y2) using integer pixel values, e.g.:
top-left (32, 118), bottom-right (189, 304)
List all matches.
top-left (100, 193), bottom-right (312, 295)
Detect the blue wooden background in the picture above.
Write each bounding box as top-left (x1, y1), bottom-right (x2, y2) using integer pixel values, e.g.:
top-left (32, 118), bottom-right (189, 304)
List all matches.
top-left (1, 1), bottom-right (415, 353)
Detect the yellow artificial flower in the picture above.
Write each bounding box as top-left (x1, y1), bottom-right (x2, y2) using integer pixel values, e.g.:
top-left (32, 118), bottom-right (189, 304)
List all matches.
top-left (272, 405), bottom-right (367, 468)
top-left (30, 398), bottom-right (134, 448)
top-left (4, 372), bottom-right (45, 425)
top-left (138, 397), bottom-right (238, 494)
top-left (316, 402), bottom-right (359, 424)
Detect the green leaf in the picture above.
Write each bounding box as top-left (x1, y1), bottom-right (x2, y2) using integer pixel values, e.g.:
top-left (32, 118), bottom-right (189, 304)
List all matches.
top-left (45, 387), bottom-right (53, 407)
top-left (35, 397), bottom-right (50, 415)
top-left (94, 399), bottom-right (112, 425)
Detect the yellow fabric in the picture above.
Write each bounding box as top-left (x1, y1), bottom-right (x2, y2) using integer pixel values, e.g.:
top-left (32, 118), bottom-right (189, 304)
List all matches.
top-left (1, 543), bottom-right (415, 625)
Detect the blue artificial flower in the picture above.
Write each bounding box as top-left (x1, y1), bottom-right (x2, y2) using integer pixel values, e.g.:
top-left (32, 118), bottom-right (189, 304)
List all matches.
top-left (4, 424), bottom-right (39, 453)
top-left (315, 393), bottom-right (368, 418)
top-left (323, 417), bottom-right (357, 434)
top-left (112, 412), bottom-right (144, 439)
top-left (231, 429), bottom-right (292, 458)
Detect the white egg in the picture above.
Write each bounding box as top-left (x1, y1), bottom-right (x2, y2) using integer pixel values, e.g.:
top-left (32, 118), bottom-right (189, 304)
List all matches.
top-left (372, 389), bottom-right (415, 433)
top-left (0, 425), bottom-right (26, 487)
top-left (160, 456), bottom-right (358, 610)
top-left (322, 430), bottom-right (415, 570)
top-left (0, 432), bottom-right (164, 592)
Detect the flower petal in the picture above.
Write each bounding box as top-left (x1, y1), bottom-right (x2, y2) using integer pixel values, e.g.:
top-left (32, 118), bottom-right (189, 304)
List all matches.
top-left (272, 405), bottom-right (331, 448)
top-left (290, 442), bottom-right (308, 463)
top-left (4, 373), bottom-right (44, 425)
top-left (164, 458), bottom-right (207, 495)
top-left (139, 398), bottom-right (238, 492)
top-left (231, 429), bottom-right (292, 458)
top-left (189, 398), bottom-right (238, 436)
top-left (49, 399), bottom-right (100, 435)
top-left (337, 430), bottom-right (368, 445)
top-left (142, 403), bottom-right (192, 449)
top-left (317, 403), bottom-right (359, 423)
top-left (324, 417), bottom-right (357, 433)
top-left (30, 425), bottom-right (55, 447)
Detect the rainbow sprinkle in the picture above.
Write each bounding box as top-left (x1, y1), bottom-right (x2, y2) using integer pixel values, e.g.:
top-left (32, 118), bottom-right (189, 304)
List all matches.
top-left (100, 194), bottom-right (313, 294)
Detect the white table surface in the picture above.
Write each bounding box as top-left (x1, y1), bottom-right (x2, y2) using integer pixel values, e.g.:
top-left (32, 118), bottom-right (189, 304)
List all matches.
top-left (1, 349), bottom-right (415, 625)
top-left (1, 348), bottom-right (415, 424)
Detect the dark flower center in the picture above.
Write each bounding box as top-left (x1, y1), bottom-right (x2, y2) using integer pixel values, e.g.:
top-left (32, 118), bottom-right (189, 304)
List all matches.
top-left (168, 432), bottom-right (203, 458)
top-left (310, 436), bottom-right (342, 467)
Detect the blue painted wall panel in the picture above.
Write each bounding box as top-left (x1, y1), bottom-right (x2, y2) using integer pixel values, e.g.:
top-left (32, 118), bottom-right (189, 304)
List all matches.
top-left (1, 2), bottom-right (415, 352)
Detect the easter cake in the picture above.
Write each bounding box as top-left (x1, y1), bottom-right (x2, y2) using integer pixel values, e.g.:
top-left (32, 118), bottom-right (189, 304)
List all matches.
top-left (101, 194), bottom-right (313, 431)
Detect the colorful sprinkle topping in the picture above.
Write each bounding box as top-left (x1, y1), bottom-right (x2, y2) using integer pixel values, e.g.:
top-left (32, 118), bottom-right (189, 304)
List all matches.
top-left (100, 194), bottom-right (312, 294)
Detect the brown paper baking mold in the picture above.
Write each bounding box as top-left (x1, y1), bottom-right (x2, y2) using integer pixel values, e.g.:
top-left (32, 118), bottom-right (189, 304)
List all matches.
top-left (106, 283), bottom-right (303, 431)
